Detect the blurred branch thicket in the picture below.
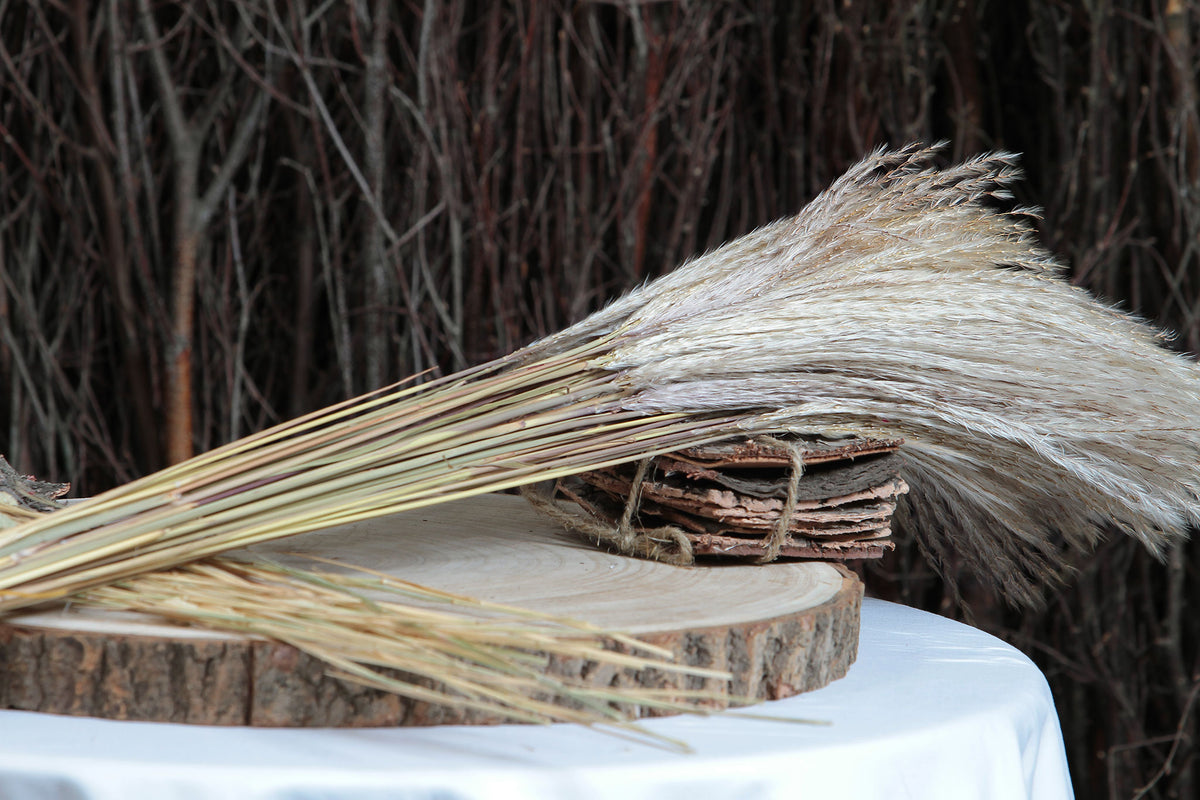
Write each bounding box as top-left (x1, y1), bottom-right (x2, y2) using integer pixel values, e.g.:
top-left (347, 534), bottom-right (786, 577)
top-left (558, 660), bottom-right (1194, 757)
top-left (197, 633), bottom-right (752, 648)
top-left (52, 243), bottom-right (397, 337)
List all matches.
top-left (2, 1), bottom-right (1199, 796)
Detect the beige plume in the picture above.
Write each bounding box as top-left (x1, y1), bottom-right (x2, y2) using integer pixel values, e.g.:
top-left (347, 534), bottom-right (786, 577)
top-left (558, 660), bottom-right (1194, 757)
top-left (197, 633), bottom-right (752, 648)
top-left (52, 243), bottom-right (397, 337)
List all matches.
top-left (546, 143), bottom-right (1200, 603)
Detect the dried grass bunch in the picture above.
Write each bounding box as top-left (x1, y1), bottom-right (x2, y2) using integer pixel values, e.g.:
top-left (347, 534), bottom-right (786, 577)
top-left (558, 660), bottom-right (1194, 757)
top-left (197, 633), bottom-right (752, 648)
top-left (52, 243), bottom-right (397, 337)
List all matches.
top-left (2, 143), bottom-right (1198, 719)
top-left (537, 143), bottom-right (1200, 602)
top-left (79, 556), bottom-right (731, 736)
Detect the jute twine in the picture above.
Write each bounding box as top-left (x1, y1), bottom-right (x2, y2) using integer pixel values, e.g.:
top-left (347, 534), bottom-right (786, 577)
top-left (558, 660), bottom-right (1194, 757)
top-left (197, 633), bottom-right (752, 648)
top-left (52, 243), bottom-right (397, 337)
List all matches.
top-left (759, 436), bottom-right (806, 563)
top-left (522, 437), bottom-right (808, 566)
top-left (522, 459), bottom-right (696, 566)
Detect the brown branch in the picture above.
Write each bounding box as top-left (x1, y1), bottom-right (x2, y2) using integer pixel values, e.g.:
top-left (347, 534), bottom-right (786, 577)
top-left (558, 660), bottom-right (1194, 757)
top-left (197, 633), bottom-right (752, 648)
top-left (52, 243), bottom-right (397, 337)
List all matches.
top-left (362, 0), bottom-right (389, 389)
top-left (134, 0), bottom-right (272, 464)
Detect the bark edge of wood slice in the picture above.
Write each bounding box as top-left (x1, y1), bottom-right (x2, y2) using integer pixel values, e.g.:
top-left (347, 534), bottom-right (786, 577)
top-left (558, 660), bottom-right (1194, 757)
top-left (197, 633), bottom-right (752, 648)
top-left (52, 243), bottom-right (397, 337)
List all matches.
top-left (0, 494), bottom-right (862, 728)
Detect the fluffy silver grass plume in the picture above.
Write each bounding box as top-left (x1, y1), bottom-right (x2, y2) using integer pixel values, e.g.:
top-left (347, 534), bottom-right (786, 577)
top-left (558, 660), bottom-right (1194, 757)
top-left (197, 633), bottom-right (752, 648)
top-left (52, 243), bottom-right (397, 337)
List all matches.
top-left (534, 143), bottom-right (1200, 604)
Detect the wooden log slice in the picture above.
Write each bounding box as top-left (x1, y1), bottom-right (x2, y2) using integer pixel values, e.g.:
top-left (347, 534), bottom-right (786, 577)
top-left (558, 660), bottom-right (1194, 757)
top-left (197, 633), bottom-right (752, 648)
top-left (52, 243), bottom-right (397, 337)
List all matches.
top-left (0, 493), bottom-right (862, 728)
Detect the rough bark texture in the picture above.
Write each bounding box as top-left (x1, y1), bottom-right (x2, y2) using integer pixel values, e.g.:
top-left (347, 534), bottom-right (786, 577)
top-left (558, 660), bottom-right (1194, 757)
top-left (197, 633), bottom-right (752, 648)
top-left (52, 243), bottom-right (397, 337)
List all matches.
top-left (0, 625), bottom-right (251, 724)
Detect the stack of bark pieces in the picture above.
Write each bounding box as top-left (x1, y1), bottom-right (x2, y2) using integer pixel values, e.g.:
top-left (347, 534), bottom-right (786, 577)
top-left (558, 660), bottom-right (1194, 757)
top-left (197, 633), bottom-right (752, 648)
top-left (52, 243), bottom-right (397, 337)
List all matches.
top-left (559, 436), bottom-right (908, 561)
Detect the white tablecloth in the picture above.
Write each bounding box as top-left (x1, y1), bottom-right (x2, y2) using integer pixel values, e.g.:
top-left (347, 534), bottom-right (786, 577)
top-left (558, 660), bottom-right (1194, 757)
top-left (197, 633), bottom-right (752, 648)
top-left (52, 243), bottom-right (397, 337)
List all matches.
top-left (0, 599), bottom-right (1073, 800)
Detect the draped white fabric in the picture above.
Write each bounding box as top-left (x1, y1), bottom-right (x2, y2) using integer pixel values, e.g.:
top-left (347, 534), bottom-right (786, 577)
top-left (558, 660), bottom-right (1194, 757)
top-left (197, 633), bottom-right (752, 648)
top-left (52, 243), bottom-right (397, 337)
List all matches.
top-left (0, 599), bottom-right (1073, 800)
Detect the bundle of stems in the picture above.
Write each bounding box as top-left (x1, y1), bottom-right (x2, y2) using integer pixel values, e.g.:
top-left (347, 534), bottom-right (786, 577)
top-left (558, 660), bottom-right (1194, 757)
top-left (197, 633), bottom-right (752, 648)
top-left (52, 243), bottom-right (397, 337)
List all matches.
top-left (0, 340), bottom-right (742, 609)
top-left (74, 555), bottom-right (734, 739)
top-left (4, 142), bottom-right (1200, 619)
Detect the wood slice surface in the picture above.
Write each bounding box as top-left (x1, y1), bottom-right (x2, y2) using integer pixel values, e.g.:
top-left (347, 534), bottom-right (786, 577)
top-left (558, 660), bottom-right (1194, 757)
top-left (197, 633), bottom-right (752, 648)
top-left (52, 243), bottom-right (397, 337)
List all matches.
top-left (0, 493), bottom-right (862, 727)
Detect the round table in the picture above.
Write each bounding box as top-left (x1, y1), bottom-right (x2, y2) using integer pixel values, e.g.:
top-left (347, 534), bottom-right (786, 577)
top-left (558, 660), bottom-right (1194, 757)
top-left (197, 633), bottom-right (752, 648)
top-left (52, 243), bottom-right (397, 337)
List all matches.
top-left (0, 598), bottom-right (1074, 800)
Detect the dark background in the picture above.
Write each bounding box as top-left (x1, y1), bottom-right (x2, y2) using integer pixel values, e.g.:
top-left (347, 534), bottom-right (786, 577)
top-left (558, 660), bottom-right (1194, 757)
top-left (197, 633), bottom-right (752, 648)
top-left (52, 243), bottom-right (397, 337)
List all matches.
top-left (2, 2), bottom-right (1198, 795)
